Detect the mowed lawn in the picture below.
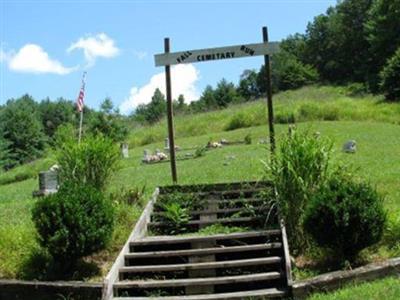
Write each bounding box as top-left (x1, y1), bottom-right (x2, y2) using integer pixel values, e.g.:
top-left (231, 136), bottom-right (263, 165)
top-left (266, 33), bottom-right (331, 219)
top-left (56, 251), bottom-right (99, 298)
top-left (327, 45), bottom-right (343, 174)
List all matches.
top-left (308, 276), bottom-right (400, 300)
top-left (1, 120), bottom-right (399, 283)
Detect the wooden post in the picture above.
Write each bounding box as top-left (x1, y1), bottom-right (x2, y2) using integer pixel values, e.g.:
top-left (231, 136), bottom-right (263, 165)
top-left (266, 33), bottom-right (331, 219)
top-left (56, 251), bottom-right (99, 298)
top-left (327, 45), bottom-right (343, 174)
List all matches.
top-left (262, 26), bottom-right (276, 155)
top-left (164, 38), bottom-right (178, 184)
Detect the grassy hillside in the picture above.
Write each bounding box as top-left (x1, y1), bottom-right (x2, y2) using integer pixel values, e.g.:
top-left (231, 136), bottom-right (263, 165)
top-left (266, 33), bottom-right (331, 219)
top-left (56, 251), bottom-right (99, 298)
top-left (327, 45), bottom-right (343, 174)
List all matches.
top-left (128, 85), bottom-right (400, 147)
top-left (0, 86), bottom-right (399, 285)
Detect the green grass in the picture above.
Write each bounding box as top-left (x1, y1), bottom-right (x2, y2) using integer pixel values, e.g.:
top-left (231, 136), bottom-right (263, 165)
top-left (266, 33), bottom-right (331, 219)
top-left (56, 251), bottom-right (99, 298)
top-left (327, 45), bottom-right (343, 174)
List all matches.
top-left (307, 276), bottom-right (400, 300)
top-left (0, 85), bottom-right (399, 284)
top-left (127, 85), bottom-right (400, 147)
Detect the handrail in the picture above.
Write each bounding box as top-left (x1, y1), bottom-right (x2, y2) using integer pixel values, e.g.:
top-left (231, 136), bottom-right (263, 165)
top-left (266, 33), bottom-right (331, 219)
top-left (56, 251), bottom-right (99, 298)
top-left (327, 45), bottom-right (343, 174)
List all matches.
top-left (102, 188), bottom-right (159, 300)
top-left (280, 218), bottom-right (293, 288)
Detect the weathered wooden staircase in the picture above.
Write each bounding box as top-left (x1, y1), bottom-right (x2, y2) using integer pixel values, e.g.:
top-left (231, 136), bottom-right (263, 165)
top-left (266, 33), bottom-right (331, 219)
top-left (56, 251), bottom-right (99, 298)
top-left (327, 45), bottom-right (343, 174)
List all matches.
top-left (103, 182), bottom-right (292, 300)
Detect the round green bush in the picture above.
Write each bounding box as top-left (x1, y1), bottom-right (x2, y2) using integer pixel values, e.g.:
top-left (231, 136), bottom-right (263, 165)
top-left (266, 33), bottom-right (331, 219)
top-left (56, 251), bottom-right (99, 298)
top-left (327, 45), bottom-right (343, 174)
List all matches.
top-left (303, 174), bottom-right (386, 261)
top-left (380, 47), bottom-right (400, 101)
top-left (32, 184), bottom-right (114, 266)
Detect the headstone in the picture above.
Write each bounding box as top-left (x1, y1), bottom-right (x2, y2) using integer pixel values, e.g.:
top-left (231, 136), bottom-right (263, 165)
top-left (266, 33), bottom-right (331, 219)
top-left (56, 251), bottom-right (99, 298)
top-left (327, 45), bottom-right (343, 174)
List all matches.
top-left (164, 138), bottom-right (169, 150)
top-left (121, 143), bottom-right (129, 158)
top-left (36, 170), bottom-right (58, 196)
top-left (343, 140), bottom-right (357, 153)
top-left (143, 149), bottom-right (150, 162)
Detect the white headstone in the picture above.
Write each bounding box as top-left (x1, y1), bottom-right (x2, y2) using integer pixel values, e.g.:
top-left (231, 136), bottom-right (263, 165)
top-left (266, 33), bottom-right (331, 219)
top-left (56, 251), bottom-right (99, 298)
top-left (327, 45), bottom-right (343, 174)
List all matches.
top-left (121, 143), bottom-right (129, 158)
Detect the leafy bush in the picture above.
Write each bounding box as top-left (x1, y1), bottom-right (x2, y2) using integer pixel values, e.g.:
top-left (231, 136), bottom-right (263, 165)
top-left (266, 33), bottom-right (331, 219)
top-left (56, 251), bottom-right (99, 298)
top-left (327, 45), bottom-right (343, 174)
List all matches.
top-left (57, 135), bottom-right (120, 190)
top-left (304, 173), bottom-right (386, 261)
top-left (225, 112), bottom-right (253, 131)
top-left (380, 47), bottom-right (400, 101)
top-left (266, 129), bottom-right (332, 253)
top-left (32, 184), bottom-right (114, 267)
top-left (153, 193), bottom-right (204, 235)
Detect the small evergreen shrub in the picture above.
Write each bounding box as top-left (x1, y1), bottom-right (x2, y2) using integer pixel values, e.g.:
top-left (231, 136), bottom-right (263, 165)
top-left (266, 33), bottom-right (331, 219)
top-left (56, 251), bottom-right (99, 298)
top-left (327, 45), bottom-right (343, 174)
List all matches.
top-left (57, 135), bottom-right (120, 190)
top-left (380, 47), bottom-right (400, 101)
top-left (304, 173), bottom-right (386, 262)
top-left (32, 183), bottom-right (114, 267)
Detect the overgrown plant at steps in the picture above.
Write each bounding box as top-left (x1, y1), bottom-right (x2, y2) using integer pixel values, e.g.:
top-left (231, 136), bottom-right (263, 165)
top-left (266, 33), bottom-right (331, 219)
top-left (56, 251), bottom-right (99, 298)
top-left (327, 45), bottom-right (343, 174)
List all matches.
top-left (264, 128), bottom-right (332, 254)
top-left (153, 192), bottom-right (205, 235)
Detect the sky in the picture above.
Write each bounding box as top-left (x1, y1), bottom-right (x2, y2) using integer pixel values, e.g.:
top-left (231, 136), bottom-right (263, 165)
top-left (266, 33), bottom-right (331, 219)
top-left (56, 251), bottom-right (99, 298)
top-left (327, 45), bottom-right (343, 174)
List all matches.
top-left (0, 0), bottom-right (336, 114)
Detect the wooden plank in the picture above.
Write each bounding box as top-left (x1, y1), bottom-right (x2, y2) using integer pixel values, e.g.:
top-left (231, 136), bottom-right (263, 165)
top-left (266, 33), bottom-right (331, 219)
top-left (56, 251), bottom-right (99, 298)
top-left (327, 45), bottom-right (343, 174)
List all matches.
top-left (280, 219), bottom-right (293, 288)
top-left (120, 257), bottom-right (282, 273)
top-left (114, 271), bottom-right (282, 288)
top-left (155, 42), bottom-right (280, 66)
top-left (113, 287), bottom-right (287, 300)
top-left (102, 188), bottom-right (159, 300)
top-left (153, 206), bottom-right (266, 217)
top-left (125, 243), bottom-right (282, 259)
top-left (158, 180), bottom-right (271, 194)
top-left (149, 216), bottom-right (260, 228)
top-left (130, 230), bottom-right (281, 246)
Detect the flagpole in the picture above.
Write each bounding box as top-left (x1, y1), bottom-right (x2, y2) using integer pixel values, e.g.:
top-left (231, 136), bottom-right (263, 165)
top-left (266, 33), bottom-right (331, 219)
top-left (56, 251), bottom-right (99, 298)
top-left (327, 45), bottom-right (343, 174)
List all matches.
top-left (78, 109), bottom-right (83, 144)
top-left (77, 71), bottom-right (86, 144)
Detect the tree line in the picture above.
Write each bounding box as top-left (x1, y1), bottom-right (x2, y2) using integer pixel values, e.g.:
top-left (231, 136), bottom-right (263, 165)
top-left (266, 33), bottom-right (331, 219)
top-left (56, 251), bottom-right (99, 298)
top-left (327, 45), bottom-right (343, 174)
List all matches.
top-left (0, 95), bottom-right (128, 170)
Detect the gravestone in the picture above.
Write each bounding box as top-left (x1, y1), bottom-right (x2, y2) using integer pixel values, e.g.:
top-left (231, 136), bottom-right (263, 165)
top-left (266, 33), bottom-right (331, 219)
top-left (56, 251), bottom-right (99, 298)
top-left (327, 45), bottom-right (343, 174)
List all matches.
top-left (164, 138), bottom-right (169, 150)
top-left (343, 140), bottom-right (357, 153)
top-left (33, 170), bottom-right (58, 196)
top-left (121, 143), bottom-right (129, 158)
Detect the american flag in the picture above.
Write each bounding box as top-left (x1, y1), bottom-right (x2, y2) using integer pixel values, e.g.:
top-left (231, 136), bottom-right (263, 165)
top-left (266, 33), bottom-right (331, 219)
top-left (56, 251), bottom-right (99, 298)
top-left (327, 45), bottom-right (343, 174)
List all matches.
top-left (76, 72), bottom-right (87, 112)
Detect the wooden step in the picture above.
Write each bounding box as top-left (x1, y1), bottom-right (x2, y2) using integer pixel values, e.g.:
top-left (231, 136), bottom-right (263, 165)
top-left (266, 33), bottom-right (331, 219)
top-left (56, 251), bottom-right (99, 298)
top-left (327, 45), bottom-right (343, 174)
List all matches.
top-left (152, 206), bottom-right (267, 217)
top-left (130, 230), bottom-right (281, 246)
top-left (114, 271), bottom-right (282, 289)
top-left (113, 287), bottom-right (286, 299)
top-left (149, 217), bottom-right (260, 228)
top-left (125, 242), bottom-right (282, 259)
top-left (120, 257), bottom-right (282, 273)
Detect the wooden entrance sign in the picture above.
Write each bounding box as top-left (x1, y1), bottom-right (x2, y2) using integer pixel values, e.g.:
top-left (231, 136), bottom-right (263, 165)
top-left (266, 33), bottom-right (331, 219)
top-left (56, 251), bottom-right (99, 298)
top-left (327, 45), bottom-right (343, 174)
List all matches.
top-left (155, 26), bottom-right (279, 184)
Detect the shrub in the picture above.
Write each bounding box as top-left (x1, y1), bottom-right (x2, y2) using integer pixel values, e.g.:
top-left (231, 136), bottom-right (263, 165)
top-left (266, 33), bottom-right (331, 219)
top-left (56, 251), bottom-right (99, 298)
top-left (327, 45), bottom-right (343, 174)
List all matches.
top-left (380, 47), bottom-right (400, 101)
top-left (225, 112), bottom-right (253, 131)
top-left (32, 184), bottom-right (114, 267)
top-left (57, 135), bottom-right (120, 190)
top-left (304, 173), bottom-right (386, 262)
top-left (266, 129), bottom-right (332, 253)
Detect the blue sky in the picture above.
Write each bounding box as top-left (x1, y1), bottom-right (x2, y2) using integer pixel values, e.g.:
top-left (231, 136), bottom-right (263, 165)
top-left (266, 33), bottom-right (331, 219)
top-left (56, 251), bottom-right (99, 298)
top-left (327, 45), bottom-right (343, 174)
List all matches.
top-left (0, 0), bottom-right (336, 114)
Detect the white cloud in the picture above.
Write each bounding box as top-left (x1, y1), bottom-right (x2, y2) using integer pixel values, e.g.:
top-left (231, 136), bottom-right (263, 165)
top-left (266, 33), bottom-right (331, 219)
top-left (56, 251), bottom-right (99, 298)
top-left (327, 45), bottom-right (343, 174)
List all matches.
top-left (120, 64), bottom-right (200, 114)
top-left (68, 33), bottom-right (119, 66)
top-left (7, 44), bottom-right (75, 75)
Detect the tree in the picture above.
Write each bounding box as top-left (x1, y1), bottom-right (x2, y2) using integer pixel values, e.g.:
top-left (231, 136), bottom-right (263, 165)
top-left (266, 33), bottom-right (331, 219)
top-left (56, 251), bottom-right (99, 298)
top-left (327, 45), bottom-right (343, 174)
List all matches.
top-left (214, 79), bottom-right (239, 108)
top-left (0, 95), bottom-right (46, 168)
top-left (133, 88), bottom-right (167, 124)
top-left (257, 51), bottom-right (318, 93)
top-left (89, 98), bottom-right (128, 142)
top-left (238, 69), bottom-right (260, 100)
top-left (174, 94), bottom-right (187, 113)
top-left (0, 135), bottom-right (14, 170)
top-left (39, 98), bottom-right (76, 139)
top-left (380, 47), bottom-right (400, 101)
top-left (365, 0), bottom-right (400, 89)
top-left (199, 85), bottom-right (217, 110)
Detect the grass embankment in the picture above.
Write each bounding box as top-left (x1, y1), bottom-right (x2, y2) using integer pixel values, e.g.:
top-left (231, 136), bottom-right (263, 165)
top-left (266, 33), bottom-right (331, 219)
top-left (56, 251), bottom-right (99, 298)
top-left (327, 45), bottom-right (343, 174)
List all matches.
top-left (0, 86), bottom-right (399, 293)
top-left (308, 276), bottom-right (400, 300)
